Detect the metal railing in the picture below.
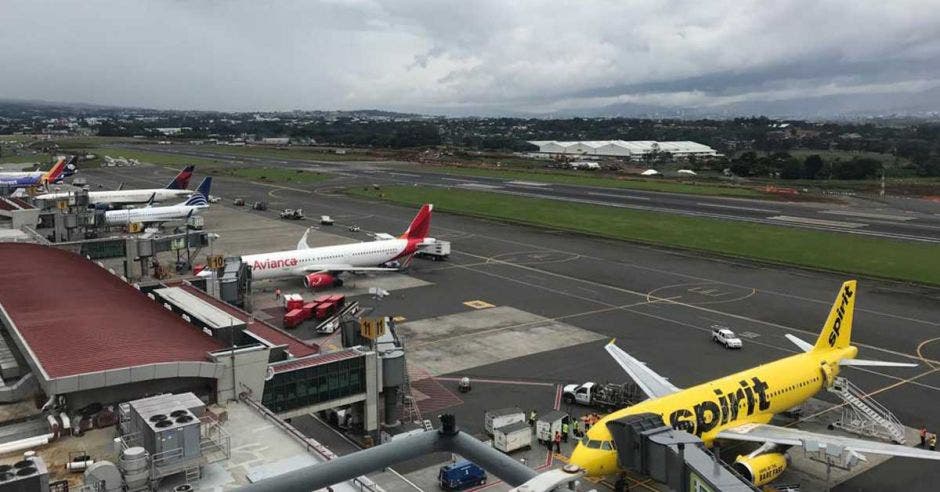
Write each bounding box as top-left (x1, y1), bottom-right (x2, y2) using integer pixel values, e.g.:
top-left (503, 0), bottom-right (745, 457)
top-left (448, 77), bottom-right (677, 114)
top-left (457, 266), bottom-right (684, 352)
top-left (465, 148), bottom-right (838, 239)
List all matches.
top-left (829, 377), bottom-right (906, 443)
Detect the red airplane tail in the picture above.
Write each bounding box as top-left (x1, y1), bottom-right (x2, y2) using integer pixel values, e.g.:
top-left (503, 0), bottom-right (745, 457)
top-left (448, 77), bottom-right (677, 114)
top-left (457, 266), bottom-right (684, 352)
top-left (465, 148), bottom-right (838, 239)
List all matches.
top-left (400, 204), bottom-right (433, 239)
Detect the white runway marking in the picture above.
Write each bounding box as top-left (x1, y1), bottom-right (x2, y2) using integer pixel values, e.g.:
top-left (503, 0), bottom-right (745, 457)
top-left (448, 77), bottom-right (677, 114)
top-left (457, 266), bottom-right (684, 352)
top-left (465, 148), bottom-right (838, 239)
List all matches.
top-left (587, 191), bottom-right (651, 200)
top-left (387, 172), bottom-right (419, 177)
top-left (507, 181), bottom-right (551, 187)
top-left (696, 202), bottom-right (781, 213)
top-left (820, 210), bottom-right (915, 221)
top-left (769, 215), bottom-right (867, 228)
top-left (458, 183), bottom-right (502, 190)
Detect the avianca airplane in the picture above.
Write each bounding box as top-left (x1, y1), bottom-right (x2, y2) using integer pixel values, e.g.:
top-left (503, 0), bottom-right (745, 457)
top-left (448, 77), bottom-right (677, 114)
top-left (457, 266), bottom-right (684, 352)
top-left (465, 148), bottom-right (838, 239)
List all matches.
top-left (0, 157), bottom-right (72, 189)
top-left (104, 177), bottom-right (211, 226)
top-left (37, 165), bottom-right (195, 206)
top-left (241, 204), bottom-right (435, 289)
top-left (569, 280), bottom-right (939, 486)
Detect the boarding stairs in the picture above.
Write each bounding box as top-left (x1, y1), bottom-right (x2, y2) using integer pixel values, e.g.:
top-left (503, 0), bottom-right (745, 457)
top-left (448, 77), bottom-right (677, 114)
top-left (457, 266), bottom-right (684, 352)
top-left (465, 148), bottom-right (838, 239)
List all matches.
top-left (827, 377), bottom-right (906, 444)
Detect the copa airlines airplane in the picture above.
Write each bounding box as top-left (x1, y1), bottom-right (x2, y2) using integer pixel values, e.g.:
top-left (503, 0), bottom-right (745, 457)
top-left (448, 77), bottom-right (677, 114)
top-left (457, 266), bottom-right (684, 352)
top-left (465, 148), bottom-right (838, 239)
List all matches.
top-left (241, 204), bottom-right (434, 289)
top-left (104, 177), bottom-right (211, 226)
top-left (0, 157), bottom-right (73, 189)
top-left (37, 165), bottom-right (194, 206)
top-left (569, 280), bottom-right (940, 486)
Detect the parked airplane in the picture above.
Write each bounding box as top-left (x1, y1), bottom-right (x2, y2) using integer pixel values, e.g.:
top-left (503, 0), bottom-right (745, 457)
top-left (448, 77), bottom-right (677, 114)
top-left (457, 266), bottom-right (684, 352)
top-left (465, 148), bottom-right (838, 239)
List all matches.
top-left (0, 157), bottom-right (72, 189)
top-left (569, 280), bottom-right (938, 485)
top-left (240, 204), bottom-right (434, 289)
top-left (37, 165), bottom-right (194, 206)
top-left (104, 177), bottom-right (211, 226)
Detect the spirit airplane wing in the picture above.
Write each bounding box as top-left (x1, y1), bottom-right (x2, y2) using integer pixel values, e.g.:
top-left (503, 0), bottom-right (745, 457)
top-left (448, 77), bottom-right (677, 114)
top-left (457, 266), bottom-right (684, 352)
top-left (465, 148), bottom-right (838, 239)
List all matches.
top-left (605, 340), bottom-right (681, 399)
top-left (717, 423), bottom-right (940, 461)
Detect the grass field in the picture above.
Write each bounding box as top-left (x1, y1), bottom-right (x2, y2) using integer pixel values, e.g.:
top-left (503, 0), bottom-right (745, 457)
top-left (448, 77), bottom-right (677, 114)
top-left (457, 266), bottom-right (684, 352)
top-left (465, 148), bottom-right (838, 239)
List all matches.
top-left (76, 147), bottom-right (229, 168)
top-left (414, 166), bottom-right (768, 198)
top-left (211, 166), bottom-right (330, 185)
top-left (348, 185), bottom-right (940, 285)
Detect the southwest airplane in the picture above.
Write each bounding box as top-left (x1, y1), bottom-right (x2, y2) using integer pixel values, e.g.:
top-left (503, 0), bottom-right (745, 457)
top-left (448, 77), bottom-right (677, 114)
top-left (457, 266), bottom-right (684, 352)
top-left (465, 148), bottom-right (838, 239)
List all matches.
top-left (0, 157), bottom-right (72, 189)
top-left (241, 204), bottom-right (434, 289)
top-left (37, 165), bottom-right (195, 206)
top-left (104, 177), bottom-right (211, 226)
top-left (569, 281), bottom-right (940, 486)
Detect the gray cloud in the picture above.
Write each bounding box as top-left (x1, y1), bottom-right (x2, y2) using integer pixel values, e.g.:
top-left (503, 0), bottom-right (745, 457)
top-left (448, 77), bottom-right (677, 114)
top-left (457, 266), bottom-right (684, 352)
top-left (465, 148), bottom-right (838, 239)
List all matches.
top-left (1, 0), bottom-right (939, 116)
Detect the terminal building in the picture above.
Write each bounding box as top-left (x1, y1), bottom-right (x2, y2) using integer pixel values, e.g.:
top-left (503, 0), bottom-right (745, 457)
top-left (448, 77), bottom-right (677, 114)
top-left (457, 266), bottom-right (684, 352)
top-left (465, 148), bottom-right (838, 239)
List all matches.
top-left (527, 140), bottom-right (719, 159)
top-left (0, 243), bottom-right (406, 437)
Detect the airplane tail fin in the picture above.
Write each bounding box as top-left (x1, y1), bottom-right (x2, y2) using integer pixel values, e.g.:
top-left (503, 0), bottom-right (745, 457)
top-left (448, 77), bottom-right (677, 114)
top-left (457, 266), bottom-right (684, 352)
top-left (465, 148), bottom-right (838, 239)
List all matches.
top-left (400, 204), bottom-right (433, 240)
top-left (182, 177), bottom-right (211, 206)
top-left (791, 281), bottom-right (918, 368)
top-left (166, 165), bottom-right (195, 189)
top-left (41, 158), bottom-right (67, 184)
top-left (812, 280), bottom-right (856, 352)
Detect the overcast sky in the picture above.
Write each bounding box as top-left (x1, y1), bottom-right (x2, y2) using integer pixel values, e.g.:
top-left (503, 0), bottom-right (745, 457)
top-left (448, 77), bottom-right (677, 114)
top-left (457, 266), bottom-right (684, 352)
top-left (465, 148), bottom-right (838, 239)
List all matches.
top-left (2, 0), bottom-right (940, 116)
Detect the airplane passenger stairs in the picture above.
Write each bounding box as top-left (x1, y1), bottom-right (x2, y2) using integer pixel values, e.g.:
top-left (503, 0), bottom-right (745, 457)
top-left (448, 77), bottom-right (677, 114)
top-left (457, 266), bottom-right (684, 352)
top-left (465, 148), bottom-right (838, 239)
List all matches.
top-left (827, 377), bottom-right (906, 444)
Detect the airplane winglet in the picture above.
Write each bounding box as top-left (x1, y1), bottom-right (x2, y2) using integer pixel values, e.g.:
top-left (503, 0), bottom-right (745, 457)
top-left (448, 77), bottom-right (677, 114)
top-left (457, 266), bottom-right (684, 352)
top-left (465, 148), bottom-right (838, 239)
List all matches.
top-left (608, 338), bottom-right (617, 346)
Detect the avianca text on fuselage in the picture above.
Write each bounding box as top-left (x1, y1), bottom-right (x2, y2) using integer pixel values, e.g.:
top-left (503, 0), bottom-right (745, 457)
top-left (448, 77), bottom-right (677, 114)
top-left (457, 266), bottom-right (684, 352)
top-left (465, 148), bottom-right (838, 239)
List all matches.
top-left (668, 376), bottom-right (771, 436)
top-left (828, 284), bottom-right (853, 347)
top-left (252, 257), bottom-right (298, 271)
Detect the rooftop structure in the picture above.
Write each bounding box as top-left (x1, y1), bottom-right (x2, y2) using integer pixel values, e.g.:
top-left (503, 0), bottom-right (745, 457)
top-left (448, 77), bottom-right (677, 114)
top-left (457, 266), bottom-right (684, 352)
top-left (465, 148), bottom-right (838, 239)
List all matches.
top-left (528, 140), bottom-right (718, 158)
top-left (0, 244), bottom-right (225, 398)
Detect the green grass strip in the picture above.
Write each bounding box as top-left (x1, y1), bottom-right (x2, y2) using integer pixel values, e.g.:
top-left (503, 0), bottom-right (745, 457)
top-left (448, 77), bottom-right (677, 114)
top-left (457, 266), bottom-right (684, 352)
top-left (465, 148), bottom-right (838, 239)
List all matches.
top-left (348, 185), bottom-right (940, 285)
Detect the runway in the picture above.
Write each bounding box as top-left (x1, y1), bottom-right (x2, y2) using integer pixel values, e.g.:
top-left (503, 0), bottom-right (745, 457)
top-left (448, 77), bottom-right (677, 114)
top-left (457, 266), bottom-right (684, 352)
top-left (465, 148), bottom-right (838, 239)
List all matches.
top-left (117, 144), bottom-right (940, 243)
top-left (84, 164), bottom-right (940, 491)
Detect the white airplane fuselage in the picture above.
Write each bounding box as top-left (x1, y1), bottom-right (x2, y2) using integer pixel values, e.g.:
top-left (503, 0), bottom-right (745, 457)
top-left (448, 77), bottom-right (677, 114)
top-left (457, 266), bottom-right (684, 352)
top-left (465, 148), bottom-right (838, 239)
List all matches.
top-left (38, 188), bottom-right (192, 205)
top-left (104, 204), bottom-right (207, 225)
top-left (243, 238), bottom-right (413, 280)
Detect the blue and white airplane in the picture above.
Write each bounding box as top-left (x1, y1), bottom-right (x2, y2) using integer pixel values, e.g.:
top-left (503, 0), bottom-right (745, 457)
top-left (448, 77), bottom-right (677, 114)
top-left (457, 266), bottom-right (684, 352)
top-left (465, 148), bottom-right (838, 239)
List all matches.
top-left (104, 177), bottom-right (212, 226)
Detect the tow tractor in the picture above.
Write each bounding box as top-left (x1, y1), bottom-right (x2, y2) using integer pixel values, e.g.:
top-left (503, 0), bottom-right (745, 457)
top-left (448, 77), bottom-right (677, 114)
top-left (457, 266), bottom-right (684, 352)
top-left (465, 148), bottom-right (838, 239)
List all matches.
top-left (280, 208), bottom-right (304, 220)
top-left (562, 382), bottom-right (641, 410)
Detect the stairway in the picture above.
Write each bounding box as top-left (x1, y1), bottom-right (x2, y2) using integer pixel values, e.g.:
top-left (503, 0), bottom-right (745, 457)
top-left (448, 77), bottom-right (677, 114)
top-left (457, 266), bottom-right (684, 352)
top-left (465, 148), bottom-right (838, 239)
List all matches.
top-left (827, 377), bottom-right (906, 444)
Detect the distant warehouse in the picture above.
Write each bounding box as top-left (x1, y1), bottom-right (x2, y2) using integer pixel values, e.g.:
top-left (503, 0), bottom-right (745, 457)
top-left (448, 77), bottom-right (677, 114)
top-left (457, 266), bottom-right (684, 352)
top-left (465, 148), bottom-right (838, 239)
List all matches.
top-left (527, 140), bottom-right (719, 159)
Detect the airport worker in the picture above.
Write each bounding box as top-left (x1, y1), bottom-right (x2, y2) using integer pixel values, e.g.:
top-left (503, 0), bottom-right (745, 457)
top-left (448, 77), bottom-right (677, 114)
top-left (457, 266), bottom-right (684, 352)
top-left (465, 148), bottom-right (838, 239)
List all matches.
top-left (573, 419), bottom-right (582, 438)
top-left (921, 426), bottom-right (928, 447)
top-left (529, 410), bottom-right (537, 427)
top-left (561, 421), bottom-right (570, 442)
top-left (275, 287), bottom-right (282, 300)
top-left (930, 433), bottom-right (937, 451)
top-left (553, 431), bottom-right (562, 453)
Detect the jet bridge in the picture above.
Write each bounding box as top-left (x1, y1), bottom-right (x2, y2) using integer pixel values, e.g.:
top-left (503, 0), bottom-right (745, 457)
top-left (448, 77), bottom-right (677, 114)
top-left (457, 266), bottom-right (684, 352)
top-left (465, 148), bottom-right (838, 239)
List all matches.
top-left (606, 413), bottom-right (759, 492)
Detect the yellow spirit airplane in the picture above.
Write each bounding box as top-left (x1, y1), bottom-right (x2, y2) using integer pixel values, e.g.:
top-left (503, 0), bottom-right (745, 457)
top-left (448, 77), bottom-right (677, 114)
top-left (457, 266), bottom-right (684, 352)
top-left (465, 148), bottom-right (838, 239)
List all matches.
top-left (569, 280), bottom-right (940, 485)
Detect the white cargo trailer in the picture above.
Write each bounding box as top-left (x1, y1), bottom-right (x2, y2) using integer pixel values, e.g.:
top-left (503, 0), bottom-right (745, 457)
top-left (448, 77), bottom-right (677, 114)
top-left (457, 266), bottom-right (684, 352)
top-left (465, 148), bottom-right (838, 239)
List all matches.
top-left (416, 240), bottom-right (450, 261)
top-left (535, 410), bottom-right (570, 444)
top-left (484, 407), bottom-right (525, 435)
top-left (493, 421), bottom-right (531, 453)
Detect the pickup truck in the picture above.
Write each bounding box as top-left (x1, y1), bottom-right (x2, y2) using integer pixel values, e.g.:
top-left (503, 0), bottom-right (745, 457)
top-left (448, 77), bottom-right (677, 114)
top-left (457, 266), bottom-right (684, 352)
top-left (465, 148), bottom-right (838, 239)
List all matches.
top-left (562, 382), bottom-right (641, 410)
top-left (712, 326), bottom-right (743, 349)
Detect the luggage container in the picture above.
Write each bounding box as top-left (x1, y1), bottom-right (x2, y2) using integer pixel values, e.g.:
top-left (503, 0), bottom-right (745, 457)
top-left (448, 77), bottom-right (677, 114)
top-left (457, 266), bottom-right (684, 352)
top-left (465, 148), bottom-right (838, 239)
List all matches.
top-left (284, 309), bottom-right (305, 328)
top-left (493, 421), bottom-right (531, 453)
top-left (535, 410), bottom-right (570, 443)
top-left (301, 302), bottom-right (319, 319)
top-left (484, 407), bottom-right (525, 435)
top-left (327, 294), bottom-right (346, 309)
top-left (315, 302), bottom-right (335, 320)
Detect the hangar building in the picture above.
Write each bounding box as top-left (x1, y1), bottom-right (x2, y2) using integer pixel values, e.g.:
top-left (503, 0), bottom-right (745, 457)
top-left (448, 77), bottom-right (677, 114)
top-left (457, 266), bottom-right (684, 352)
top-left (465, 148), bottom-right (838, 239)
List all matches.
top-left (528, 140), bottom-right (718, 159)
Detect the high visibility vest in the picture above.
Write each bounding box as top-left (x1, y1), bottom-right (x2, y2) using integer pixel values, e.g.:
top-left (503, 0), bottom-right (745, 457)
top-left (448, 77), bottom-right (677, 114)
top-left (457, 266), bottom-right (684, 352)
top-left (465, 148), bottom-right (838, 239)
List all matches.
top-left (562, 423), bottom-right (569, 432)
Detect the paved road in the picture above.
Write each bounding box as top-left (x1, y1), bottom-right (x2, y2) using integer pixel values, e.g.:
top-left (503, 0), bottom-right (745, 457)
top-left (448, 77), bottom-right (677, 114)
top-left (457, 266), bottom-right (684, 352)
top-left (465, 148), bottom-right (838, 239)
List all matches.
top-left (83, 165), bottom-right (940, 491)
top-left (116, 144), bottom-right (940, 243)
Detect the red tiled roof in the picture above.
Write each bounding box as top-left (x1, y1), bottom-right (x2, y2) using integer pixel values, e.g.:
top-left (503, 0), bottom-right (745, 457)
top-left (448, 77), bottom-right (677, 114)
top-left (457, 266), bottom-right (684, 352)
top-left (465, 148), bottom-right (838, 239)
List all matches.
top-left (177, 284), bottom-right (318, 358)
top-left (271, 348), bottom-right (361, 374)
top-left (0, 244), bottom-right (225, 379)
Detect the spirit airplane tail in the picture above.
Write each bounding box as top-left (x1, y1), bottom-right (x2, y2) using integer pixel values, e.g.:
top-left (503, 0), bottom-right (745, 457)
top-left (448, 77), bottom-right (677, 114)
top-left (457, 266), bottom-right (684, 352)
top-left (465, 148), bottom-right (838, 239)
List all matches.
top-left (787, 280), bottom-right (916, 368)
